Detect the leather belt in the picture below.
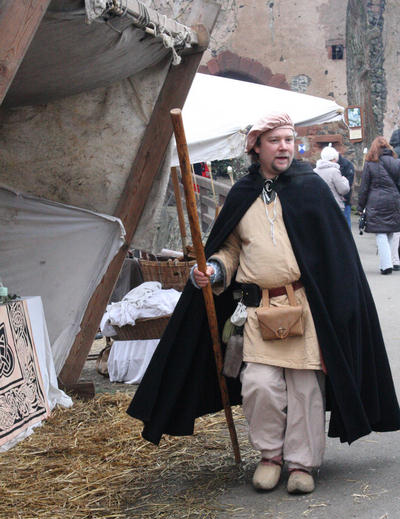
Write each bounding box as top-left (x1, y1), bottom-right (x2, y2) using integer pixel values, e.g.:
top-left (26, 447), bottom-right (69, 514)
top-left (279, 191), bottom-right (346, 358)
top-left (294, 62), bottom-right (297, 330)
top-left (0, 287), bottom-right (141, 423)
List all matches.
top-left (241, 280), bottom-right (303, 307)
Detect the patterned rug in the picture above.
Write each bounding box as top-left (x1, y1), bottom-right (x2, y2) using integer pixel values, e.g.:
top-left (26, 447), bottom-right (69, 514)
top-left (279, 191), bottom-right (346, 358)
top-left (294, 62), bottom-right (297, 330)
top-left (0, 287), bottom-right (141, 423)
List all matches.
top-left (0, 300), bottom-right (49, 447)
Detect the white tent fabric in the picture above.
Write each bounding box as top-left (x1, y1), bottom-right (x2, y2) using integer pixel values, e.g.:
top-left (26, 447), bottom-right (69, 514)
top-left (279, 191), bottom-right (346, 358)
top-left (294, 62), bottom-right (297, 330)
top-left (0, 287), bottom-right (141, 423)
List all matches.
top-left (0, 61), bottom-right (172, 254)
top-left (170, 73), bottom-right (344, 166)
top-left (0, 8), bottom-right (192, 381)
top-left (0, 186), bottom-right (125, 374)
top-left (4, 3), bottom-right (181, 108)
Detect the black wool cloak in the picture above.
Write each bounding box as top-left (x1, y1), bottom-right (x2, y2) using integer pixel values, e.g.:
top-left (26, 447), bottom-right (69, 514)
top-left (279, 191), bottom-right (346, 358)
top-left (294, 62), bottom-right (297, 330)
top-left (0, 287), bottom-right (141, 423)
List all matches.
top-left (127, 160), bottom-right (400, 445)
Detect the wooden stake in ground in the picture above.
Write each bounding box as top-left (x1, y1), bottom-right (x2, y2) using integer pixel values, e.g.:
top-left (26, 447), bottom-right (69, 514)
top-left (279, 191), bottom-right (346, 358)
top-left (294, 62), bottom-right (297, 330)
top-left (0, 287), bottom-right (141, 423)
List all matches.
top-left (170, 108), bottom-right (241, 464)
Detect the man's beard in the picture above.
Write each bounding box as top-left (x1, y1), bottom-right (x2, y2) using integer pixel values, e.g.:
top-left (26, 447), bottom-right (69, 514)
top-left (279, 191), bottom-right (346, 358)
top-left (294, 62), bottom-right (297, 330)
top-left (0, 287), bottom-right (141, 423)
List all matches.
top-left (271, 156), bottom-right (293, 173)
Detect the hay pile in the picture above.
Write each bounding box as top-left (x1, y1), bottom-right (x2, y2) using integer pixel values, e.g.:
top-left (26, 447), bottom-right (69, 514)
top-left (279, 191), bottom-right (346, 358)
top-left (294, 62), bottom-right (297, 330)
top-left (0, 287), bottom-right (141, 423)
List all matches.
top-left (1, 393), bottom-right (254, 519)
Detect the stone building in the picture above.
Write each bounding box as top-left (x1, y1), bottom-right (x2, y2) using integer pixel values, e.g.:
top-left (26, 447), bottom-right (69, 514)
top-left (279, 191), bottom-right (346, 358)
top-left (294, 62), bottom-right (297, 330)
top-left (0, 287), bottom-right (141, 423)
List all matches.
top-left (144, 0), bottom-right (400, 169)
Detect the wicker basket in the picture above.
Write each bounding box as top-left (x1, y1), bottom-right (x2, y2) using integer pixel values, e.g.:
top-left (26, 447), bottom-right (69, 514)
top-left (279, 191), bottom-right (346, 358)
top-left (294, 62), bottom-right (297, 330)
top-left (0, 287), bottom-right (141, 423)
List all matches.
top-left (139, 258), bottom-right (195, 291)
top-left (113, 315), bottom-right (170, 341)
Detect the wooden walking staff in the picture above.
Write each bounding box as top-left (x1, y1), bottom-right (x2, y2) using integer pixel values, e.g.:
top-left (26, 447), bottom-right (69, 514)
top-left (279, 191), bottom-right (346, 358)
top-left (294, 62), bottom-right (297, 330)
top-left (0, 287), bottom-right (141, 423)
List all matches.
top-left (170, 108), bottom-right (241, 464)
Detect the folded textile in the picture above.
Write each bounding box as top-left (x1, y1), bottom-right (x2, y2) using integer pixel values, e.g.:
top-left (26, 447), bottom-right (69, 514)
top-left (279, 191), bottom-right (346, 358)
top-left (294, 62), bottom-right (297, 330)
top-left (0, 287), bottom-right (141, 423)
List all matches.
top-left (100, 282), bottom-right (181, 336)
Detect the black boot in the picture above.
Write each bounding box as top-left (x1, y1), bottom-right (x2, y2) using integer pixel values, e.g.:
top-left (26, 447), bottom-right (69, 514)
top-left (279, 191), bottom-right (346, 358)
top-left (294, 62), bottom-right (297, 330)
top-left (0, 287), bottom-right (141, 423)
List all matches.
top-left (380, 268), bottom-right (393, 275)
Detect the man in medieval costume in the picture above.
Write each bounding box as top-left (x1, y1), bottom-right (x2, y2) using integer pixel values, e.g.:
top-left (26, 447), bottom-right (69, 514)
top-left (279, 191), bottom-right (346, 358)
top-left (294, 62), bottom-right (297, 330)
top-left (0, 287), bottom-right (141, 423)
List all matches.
top-left (127, 112), bottom-right (400, 495)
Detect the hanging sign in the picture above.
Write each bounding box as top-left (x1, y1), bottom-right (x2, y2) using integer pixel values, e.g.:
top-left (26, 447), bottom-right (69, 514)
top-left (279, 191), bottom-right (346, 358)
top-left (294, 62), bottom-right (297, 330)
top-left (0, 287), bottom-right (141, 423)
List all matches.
top-left (298, 143), bottom-right (306, 154)
top-left (345, 106), bottom-right (363, 142)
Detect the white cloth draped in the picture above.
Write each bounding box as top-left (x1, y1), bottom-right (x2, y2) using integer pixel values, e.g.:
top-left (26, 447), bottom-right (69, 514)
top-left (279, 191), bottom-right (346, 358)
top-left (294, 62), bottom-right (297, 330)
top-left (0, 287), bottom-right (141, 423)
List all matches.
top-left (100, 282), bottom-right (181, 336)
top-left (107, 339), bottom-right (159, 384)
top-left (101, 282), bottom-right (181, 384)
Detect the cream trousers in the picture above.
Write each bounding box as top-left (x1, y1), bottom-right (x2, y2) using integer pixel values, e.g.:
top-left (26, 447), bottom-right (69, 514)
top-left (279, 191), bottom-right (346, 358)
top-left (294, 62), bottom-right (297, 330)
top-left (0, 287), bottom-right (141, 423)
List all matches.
top-left (241, 362), bottom-right (326, 471)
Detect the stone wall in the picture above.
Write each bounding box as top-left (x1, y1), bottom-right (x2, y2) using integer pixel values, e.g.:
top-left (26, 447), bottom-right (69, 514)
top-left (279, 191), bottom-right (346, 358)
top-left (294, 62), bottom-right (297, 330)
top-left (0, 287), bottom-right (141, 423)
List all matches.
top-left (383, 0), bottom-right (400, 138)
top-left (212, 0), bottom-right (348, 105)
top-left (144, 0), bottom-right (348, 103)
top-left (144, 0), bottom-right (400, 167)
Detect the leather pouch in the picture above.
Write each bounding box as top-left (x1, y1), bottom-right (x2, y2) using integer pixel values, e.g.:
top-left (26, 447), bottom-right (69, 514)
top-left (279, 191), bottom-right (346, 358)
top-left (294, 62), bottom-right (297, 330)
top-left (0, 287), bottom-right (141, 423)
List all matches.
top-left (255, 284), bottom-right (304, 340)
top-left (223, 334), bottom-right (243, 378)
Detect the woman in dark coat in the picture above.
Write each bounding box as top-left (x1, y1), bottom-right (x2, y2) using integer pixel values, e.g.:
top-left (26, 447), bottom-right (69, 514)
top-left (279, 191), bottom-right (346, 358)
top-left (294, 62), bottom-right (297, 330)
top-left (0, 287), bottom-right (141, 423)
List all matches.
top-left (389, 129), bottom-right (400, 265)
top-left (358, 136), bottom-right (400, 274)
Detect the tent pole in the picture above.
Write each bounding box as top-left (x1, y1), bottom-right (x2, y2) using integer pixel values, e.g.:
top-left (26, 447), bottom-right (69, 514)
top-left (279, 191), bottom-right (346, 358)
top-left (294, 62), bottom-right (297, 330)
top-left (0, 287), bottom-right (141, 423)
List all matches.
top-left (0, 0), bottom-right (51, 105)
top-left (59, 3), bottom-right (220, 388)
top-left (170, 166), bottom-right (189, 257)
top-left (206, 160), bottom-right (221, 218)
top-left (170, 108), bottom-right (241, 464)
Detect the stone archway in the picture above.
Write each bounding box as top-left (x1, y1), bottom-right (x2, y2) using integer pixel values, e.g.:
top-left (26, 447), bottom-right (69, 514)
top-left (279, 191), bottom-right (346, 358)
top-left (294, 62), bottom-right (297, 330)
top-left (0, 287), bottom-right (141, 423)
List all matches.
top-left (198, 50), bottom-right (290, 90)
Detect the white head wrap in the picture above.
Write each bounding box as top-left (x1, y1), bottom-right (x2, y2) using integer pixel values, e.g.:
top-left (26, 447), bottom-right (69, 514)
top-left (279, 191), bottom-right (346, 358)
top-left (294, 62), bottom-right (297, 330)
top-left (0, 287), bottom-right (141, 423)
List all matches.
top-left (321, 144), bottom-right (339, 161)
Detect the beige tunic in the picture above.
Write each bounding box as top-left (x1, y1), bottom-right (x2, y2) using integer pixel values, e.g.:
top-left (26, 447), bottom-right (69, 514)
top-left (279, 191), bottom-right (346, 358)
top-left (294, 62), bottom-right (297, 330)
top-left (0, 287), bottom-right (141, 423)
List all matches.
top-left (210, 196), bottom-right (321, 370)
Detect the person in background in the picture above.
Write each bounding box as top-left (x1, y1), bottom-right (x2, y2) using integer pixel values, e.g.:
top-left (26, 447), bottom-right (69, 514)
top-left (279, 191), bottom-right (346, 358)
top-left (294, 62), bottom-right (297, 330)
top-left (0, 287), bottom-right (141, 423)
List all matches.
top-left (193, 162), bottom-right (211, 178)
top-left (389, 129), bottom-right (400, 156)
top-left (357, 136), bottom-right (400, 275)
top-left (389, 129), bottom-right (400, 270)
top-left (313, 145), bottom-right (350, 212)
top-left (338, 153), bottom-right (355, 229)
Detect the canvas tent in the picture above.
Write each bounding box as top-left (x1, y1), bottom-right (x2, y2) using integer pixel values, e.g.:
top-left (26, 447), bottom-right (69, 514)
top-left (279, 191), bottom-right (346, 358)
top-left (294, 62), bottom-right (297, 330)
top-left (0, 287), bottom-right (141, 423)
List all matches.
top-left (0, 0), bottom-right (220, 390)
top-left (0, 0), bottom-right (344, 395)
top-left (171, 73), bottom-right (344, 166)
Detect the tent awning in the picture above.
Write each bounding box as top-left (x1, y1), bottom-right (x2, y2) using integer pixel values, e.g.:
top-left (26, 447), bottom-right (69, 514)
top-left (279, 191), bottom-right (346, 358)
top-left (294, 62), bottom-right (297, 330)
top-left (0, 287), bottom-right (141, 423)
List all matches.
top-left (4, 1), bottom-right (196, 107)
top-left (171, 73), bottom-right (344, 166)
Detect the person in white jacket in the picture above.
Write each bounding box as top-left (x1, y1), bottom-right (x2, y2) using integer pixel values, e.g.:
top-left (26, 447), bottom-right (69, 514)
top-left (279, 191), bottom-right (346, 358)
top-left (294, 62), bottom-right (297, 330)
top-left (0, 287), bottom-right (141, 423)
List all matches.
top-left (314, 145), bottom-right (350, 211)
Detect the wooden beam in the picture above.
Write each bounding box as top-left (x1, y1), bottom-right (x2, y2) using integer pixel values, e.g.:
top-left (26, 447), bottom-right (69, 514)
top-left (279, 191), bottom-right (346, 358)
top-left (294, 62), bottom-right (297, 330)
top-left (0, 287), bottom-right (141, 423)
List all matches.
top-left (57, 380), bottom-right (96, 401)
top-left (0, 0), bottom-right (51, 105)
top-left (59, 3), bottom-right (220, 386)
top-left (114, 53), bottom-right (205, 235)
